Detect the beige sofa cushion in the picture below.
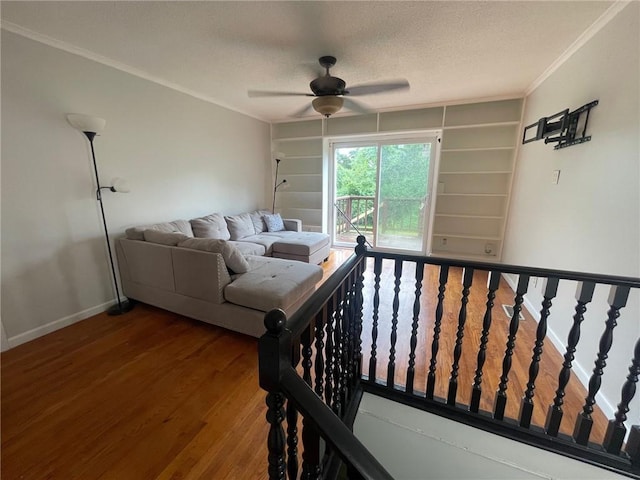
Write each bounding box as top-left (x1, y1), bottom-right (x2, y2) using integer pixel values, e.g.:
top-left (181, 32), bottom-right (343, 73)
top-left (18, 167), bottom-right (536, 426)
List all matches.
top-left (143, 230), bottom-right (190, 246)
top-left (237, 234), bottom-right (281, 255)
top-left (249, 209), bottom-right (271, 234)
top-left (126, 219), bottom-right (193, 240)
top-left (190, 213), bottom-right (230, 240)
top-left (178, 238), bottom-right (250, 274)
top-left (225, 213), bottom-right (255, 240)
top-left (224, 256), bottom-right (322, 311)
top-left (229, 241), bottom-right (266, 256)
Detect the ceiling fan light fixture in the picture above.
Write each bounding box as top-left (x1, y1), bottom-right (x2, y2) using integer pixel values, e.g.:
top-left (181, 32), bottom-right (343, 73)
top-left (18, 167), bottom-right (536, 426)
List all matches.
top-left (312, 96), bottom-right (344, 117)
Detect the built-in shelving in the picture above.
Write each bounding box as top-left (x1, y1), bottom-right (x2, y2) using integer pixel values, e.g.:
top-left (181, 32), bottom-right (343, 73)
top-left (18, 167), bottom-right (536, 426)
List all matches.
top-left (433, 98), bottom-right (523, 259)
top-left (271, 98), bottom-right (523, 243)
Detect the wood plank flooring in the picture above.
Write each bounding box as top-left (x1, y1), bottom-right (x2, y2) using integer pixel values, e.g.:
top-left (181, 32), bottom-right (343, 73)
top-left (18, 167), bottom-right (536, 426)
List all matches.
top-left (1, 249), bottom-right (607, 479)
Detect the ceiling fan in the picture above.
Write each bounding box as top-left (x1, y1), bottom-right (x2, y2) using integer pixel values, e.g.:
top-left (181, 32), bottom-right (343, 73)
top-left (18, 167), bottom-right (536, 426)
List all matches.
top-left (248, 56), bottom-right (410, 118)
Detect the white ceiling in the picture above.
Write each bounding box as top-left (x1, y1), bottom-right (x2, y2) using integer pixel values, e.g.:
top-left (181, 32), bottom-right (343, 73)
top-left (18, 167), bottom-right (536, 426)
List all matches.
top-left (1, 1), bottom-right (616, 123)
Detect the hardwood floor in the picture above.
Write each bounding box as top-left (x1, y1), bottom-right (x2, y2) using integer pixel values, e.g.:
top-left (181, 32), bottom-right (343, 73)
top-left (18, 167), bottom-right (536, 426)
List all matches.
top-left (1, 249), bottom-right (606, 479)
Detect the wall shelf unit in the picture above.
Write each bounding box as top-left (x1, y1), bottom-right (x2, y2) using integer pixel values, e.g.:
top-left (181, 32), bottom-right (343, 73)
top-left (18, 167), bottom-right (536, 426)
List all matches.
top-left (434, 98), bottom-right (523, 260)
top-left (271, 98), bottom-right (523, 245)
top-left (271, 119), bottom-right (324, 230)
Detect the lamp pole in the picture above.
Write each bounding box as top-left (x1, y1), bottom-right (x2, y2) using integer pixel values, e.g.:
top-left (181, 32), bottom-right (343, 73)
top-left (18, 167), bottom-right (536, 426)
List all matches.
top-left (84, 132), bottom-right (131, 315)
top-left (272, 158), bottom-right (287, 214)
top-left (67, 113), bottom-right (133, 316)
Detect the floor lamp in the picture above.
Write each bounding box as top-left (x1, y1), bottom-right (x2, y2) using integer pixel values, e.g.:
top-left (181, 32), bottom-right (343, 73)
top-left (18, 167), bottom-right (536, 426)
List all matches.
top-left (67, 114), bottom-right (134, 315)
top-left (272, 158), bottom-right (287, 213)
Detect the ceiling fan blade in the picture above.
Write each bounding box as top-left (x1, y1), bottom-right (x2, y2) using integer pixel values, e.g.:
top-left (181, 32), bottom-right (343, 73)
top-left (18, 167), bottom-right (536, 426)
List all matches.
top-left (346, 79), bottom-right (410, 96)
top-left (248, 90), bottom-right (313, 98)
top-left (343, 98), bottom-right (371, 115)
top-left (291, 102), bottom-right (315, 118)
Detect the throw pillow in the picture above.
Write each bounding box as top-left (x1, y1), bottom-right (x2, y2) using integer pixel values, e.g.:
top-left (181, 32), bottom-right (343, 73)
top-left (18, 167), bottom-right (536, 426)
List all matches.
top-left (143, 230), bottom-right (190, 246)
top-left (178, 238), bottom-right (250, 274)
top-left (224, 213), bottom-right (255, 240)
top-left (249, 209), bottom-right (271, 234)
top-left (263, 213), bottom-right (285, 232)
top-left (190, 213), bottom-right (231, 240)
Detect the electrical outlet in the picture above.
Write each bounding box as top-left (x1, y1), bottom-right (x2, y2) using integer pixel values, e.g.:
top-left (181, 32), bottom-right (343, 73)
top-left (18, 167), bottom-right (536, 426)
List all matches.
top-left (441, 237), bottom-right (447, 248)
top-left (552, 170), bottom-right (561, 184)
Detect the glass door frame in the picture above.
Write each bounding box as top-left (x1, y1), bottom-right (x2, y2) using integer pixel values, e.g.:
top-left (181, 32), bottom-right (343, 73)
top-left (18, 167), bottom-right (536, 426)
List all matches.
top-left (328, 130), bottom-right (442, 255)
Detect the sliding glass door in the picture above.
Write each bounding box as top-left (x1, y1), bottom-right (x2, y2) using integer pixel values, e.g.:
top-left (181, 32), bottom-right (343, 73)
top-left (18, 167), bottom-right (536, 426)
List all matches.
top-left (332, 135), bottom-right (438, 254)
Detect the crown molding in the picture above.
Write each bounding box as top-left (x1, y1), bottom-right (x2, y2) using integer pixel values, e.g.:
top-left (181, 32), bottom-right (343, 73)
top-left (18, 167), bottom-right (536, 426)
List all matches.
top-left (525, 1), bottom-right (632, 96)
top-left (0, 20), bottom-right (267, 122)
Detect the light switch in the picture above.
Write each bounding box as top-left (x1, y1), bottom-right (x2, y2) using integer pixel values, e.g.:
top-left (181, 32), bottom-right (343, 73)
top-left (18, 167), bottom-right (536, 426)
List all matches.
top-left (552, 169), bottom-right (561, 184)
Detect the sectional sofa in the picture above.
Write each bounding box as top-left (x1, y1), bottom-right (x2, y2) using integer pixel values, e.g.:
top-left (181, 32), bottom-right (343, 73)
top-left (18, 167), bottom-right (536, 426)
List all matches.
top-left (115, 210), bottom-right (330, 337)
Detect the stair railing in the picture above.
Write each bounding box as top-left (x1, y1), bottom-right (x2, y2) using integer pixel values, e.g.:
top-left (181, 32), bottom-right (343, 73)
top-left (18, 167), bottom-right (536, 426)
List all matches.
top-left (259, 236), bottom-right (391, 479)
top-left (360, 249), bottom-right (640, 478)
top-left (260, 239), bottom-right (640, 478)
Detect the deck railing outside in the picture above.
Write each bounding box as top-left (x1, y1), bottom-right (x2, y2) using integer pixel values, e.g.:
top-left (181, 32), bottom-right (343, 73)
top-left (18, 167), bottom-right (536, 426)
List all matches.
top-left (335, 195), bottom-right (424, 238)
top-left (259, 239), bottom-right (640, 479)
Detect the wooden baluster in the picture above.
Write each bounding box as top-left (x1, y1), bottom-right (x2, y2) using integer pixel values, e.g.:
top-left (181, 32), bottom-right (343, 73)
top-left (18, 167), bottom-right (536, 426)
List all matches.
top-left (302, 326), bottom-right (313, 387)
top-left (604, 338), bottom-right (640, 454)
top-left (574, 285), bottom-right (630, 445)
top-left (266, 391), bottom-right (286, 480)
top-left (406, 262), bottom-right (425, 394)
top-left (325, 296), bottom-right (335, 407)
top-left (494, 274), bottom-right (529, 420)
top-left (300, 416), bottom-right (321, 480)
top-left (470, 271), bottom-right (501, 413)
top-left (340, 281), bottom-right (351, 408)
top-left (285, 333), bottom-right (302, 480)
top-left (427, 265), bottom-right (449, 399)
top-left (344, 272), bottom-right (355, 396)
top-left (369, 257), bottom-right (383, 381)
top-left (332, 290), bottom-right (343, 416)
top-left (261, 310), bottom-right (289, 480)
top-left (286, 400), bottom-right (298, 479)
top-left (302, 313), bottom-right (325, 479)
top-left (387, 259), bottom-right (403, 388)
top-left (519, 277), bottom-right (559, 428)
top-left (314, 308), bottom-right (326, 400)
top-left (448, 268), bottom-right (474, 406)
top-left (354, 255), bottom-right (366, 382)
top-left (546, 281), bottom-right (595, 436)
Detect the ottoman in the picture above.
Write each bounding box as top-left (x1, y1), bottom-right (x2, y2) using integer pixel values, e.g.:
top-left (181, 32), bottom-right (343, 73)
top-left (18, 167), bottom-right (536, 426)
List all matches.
top-left (270, 231), bottom-right (331, 264)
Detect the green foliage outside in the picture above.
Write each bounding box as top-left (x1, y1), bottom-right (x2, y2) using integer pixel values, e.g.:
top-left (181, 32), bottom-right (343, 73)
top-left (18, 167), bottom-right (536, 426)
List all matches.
top-left (336, 143), bottom-right (430, 236)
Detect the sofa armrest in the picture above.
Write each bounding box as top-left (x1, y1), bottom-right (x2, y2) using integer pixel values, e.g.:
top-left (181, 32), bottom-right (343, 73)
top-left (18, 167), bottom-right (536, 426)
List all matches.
top-left (283, 218), bottom-right (302, 232)
top-left (172, 248), bottom-right (231, 304)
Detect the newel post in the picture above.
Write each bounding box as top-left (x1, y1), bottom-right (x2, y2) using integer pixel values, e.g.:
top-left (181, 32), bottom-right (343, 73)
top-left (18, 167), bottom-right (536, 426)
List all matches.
top-left (259, 309), bottom-right (292, 480)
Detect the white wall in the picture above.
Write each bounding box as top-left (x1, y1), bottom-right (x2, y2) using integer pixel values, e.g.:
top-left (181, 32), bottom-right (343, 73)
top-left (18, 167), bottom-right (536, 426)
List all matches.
top-left (503, 3), bottom-right (639, 421)
top-left (1, 31), bottom-right (271, 346)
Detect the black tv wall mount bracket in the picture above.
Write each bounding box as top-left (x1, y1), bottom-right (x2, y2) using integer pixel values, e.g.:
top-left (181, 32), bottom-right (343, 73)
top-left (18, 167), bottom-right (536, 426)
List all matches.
top-left (522, 100), bottom-right (598, 150)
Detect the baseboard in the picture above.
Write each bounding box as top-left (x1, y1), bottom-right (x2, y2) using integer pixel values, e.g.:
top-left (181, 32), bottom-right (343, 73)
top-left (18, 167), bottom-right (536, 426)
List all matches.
top-left (500, 274), bottom-right (615, 421)
top-left (5, 299), bottom-right (121, 350)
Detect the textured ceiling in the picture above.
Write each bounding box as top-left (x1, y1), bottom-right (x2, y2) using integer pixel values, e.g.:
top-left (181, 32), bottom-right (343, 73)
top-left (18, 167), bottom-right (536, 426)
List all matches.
top-left (1, 1), bottom-right (615, 122)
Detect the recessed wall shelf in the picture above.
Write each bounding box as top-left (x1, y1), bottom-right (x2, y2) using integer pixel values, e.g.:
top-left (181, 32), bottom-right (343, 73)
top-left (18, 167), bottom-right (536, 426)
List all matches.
top-left (439, 171), bottom-right (512, 175)
top-left (441, 146), bottom-right (515, 152)
top-left (271, 98), bottom-right (523, 240)
top-left (435, 98), bottom-right (523, 259)
top-left (438, 193), bottom-right (508, 197)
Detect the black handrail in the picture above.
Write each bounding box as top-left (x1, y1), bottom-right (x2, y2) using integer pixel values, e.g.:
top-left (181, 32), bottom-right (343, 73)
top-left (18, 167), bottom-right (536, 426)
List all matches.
top-left (279, 368), bottom-right (393, 480)
top-left (367, 249), bottom-right (640, 288)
